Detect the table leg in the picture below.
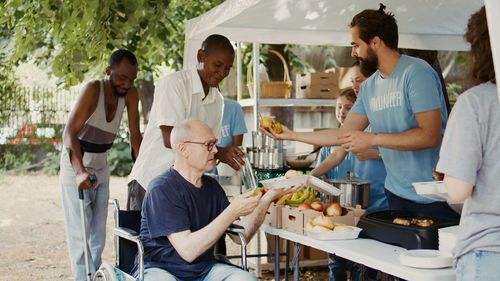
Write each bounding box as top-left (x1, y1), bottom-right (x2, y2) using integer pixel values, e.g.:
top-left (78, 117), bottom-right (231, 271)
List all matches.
top-left (293, 242), bottom-right (300, 281)
top-left (274, 234), bottom-right (280, 281)
top-left (256, 230), bottom-right (261, 277)
top-left (285, 239), bottom-right (290, 280)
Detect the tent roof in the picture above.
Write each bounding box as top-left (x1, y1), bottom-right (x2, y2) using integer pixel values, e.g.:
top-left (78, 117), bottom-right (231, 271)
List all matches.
top-left (185, 0), bottom-right (483, 50)
top-left (183, 0), bottom-right (499, 101)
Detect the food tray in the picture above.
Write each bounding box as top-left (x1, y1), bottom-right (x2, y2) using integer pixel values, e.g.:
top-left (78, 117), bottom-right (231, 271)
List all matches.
top-left (261, 175), bottom-right (342, 196)
top-left (357, 210), bottom-right (459, 250)
top-left (306, 227), bottom-right (362, 241)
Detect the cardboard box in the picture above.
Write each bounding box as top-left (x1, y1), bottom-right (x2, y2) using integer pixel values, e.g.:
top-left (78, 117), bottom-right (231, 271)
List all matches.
top-left (296, 71), bottom-right (337, 86)
top-left (346, 206), bottom-right (366, 226)
top-left (303, 208), bottom-right (356, 229)
top-left (263, 203), bottom-right (283, 228)
top-left (296, 84), bottom-right (338, 99)
top-left (281, 206), bottom-right (307, 234)
top-left (304, 246), bottom-right (328, 260)
top-left (282, 206), bottom-right (356, 235)
top-left (296, 71), bottom-right (339, 99)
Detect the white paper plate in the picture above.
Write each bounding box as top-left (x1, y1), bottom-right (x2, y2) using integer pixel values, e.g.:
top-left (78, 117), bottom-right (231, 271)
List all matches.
top-left (413, 181), bottom-right (463, 214)
top-left (306, 226), bottom-right (362, 240)
top-left (413, 181), bottom-right (448, 201)
top-left (399, 249), bottom-right (453, 269)
top-left (261, 175), bottom-right (308, 189)
top-left (261, 175), bottom-right (341, 196)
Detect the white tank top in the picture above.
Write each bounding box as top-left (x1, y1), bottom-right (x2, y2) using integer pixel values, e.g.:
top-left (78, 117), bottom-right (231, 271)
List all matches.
top-left (77, 80), bottom-right (125, 153)
top-left (60, 80), bottom-right (126, 185)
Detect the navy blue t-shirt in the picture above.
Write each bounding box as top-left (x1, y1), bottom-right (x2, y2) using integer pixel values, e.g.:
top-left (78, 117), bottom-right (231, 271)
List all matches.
top-left (140, 168), bottom-right (230, 280)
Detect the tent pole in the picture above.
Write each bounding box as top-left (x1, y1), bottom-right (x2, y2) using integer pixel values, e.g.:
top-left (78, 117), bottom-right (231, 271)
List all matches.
top-left (252, 42), bottom-right (260, 131)
top-left (237, 42), bottom-right (242, 100)
top-left (485, 0), bottom-right (500, 103)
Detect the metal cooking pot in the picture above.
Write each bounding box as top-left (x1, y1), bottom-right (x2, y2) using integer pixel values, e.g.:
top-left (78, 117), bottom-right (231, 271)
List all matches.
top-left (328, 172), bottom-right (370, 209)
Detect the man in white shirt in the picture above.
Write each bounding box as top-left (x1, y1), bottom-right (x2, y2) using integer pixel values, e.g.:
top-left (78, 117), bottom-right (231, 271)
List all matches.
top-left (127, 34), bottom-right (245, 210)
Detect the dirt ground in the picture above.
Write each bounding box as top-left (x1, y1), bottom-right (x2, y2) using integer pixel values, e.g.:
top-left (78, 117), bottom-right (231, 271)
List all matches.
top-left (0, 174), bottom-right (328, 281)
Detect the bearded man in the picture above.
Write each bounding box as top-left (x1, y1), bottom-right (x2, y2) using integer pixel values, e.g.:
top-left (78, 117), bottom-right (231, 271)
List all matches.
top-left (60, 49), bottom-right (142, 280)
top-left (262, 4), bottom-right (458, 221)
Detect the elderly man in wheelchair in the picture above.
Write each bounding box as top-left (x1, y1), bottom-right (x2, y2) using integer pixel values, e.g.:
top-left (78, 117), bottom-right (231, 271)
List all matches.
top-left (95, 118), bottom-right (301, 281)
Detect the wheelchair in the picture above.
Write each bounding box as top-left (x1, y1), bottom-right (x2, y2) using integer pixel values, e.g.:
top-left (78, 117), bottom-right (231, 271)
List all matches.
top-left (93, 199), bottom-right (248, 281)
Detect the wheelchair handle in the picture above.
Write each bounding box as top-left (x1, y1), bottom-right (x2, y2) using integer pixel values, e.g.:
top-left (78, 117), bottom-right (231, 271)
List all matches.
top-left (226, 224), bottom-right (245, 235)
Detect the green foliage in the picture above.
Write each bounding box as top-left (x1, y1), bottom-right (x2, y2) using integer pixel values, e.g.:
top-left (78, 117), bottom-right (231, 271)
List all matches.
top-left (0, 0), bottom-right (223, 87)
top-left (107, 142), bottom-right (134, 177)
top-left (446, 82), bottom-right (463, 108)
top-left (41, 151), bottom-right (60, 176)
top-left (0, 144), bottom-right (38, 172)
top-left (0, 150), bottom-right (34, 172)
top-left (0, 33), bottom-right (24, 125)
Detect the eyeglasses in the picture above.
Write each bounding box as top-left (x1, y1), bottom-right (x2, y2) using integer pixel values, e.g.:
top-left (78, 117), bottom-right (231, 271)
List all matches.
top-left (183, 138), bottom-right (218, 152)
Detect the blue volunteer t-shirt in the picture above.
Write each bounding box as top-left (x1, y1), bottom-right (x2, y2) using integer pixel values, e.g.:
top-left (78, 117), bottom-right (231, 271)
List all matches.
top-left (351, 55), bottom-right (447, 204)
top-left (317, 146), bottom-right (354, 180)
top-left (140, 168), bottom-right (230, 281)
top-left (219, 99), bottom-right (248, 148)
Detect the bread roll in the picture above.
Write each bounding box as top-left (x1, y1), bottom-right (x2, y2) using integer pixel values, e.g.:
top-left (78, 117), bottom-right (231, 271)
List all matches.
top-left (333, 225), bottom-right (353, 232)
top-left (305, 221), bottom-right (315, 230)
top-left (312, 225), bottom-right (332, 232)
top-left (285, 169), bottom-right (302, 179)
top-left (312, 216), bottom-right (334, 230)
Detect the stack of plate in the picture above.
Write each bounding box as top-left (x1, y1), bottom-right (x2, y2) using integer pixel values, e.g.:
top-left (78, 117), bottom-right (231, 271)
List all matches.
top-left (439, 225), bottom-right (459, 257)
top-left (400, 249), bottom-right (452, 269)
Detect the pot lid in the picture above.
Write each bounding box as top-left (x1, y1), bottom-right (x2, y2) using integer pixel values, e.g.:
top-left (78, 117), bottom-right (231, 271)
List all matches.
top-left (328, 172), bottom-right (370, 185)
top-left (329, 177), bottom-right (370, 185)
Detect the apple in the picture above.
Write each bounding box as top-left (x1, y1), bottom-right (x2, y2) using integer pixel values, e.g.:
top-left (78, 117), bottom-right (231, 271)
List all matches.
top-left (310, 201), bottom-right (324, 212)
top-left (325, 202), bottom-right (342, 216)
top-left (298, 203), bottom-right (312, 210)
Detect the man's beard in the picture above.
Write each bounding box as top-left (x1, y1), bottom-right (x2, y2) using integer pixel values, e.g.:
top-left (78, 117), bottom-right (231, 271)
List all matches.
top-left (358, 48), bottom-right (378, 78)
top-left (110, 76), bottom-right (128, 97)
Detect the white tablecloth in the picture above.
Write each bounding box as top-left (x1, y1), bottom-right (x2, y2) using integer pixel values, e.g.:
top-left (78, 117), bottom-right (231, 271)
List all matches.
top-left (260, 225), bottom-right (456, 281)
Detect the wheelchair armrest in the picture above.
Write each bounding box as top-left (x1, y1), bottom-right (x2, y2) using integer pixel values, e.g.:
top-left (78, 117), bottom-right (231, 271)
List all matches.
top-left (113, 227), bottom-right (139, 242)
top-left (224, 224), bottom-right (248, 271)
top-left (113, 227), bottom-right (145, 281)
top-left (226, 224), bottom-right (245, 235)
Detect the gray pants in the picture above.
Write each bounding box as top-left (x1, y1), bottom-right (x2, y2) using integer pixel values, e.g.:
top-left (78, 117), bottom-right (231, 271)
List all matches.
top-left (127, 180), bottom-right (146, 210)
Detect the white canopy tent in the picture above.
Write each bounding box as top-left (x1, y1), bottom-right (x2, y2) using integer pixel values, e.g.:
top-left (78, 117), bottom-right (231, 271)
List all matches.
top-left (184, 0), bottom-right (499, 101)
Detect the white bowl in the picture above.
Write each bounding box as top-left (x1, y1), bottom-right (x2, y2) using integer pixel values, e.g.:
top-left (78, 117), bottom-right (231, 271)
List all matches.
top-left (285, 153), bottom-right (316, 169)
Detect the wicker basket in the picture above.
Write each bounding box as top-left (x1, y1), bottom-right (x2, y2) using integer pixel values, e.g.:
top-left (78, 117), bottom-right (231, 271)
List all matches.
top-left (247, 50), bottom-right (292, 99)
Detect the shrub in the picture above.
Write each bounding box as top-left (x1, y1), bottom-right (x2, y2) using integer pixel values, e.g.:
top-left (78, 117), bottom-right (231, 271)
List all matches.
top-left (107, 142), bottom-right (134, 177)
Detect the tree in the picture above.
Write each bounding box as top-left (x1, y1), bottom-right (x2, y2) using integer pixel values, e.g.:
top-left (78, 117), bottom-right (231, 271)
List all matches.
top-left (0, 0), bottom-right (223, 120)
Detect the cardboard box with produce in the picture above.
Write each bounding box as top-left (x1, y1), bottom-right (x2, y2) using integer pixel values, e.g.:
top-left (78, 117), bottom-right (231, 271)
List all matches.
top-left (261, 170), bottom-right (356, 236)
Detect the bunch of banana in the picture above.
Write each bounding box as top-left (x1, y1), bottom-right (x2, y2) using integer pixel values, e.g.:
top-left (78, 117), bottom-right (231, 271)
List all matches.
top-left (276, 187), bottom-right (315, 207)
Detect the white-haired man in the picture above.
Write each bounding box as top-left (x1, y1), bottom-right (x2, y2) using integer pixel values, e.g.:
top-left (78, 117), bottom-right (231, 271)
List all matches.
top-left (139, 118), bottom-right (301, 281)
